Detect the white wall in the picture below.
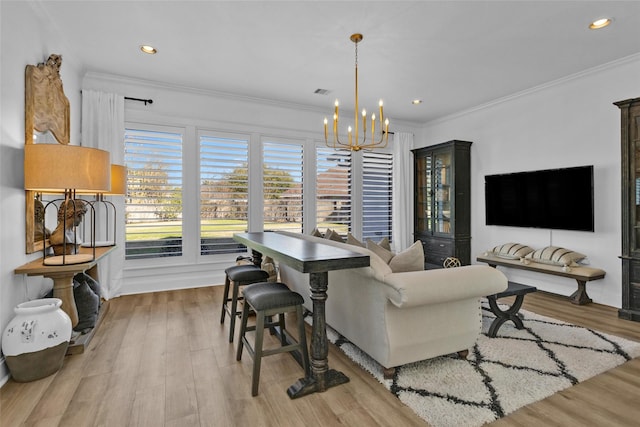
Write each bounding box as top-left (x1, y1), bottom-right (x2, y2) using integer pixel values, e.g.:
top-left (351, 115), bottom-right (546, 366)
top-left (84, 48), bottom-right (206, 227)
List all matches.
top-left (0, 2), bottom-right (83, 384)
top-left (420, 54), bottom-right (640, 308)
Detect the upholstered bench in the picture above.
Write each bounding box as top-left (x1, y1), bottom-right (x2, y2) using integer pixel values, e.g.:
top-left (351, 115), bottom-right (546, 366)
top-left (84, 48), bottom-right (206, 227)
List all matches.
top-left (477, 254), bottom-right (605, 305)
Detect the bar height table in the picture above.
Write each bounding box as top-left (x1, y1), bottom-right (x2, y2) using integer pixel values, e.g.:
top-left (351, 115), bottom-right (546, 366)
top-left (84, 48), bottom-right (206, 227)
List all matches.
top-left (233, 231), bottom-right (370, 398)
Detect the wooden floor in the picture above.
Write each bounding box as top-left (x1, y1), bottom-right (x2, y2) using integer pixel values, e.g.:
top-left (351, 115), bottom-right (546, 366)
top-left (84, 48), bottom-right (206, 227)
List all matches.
top-left (2, 287), bottom-right (640, 427)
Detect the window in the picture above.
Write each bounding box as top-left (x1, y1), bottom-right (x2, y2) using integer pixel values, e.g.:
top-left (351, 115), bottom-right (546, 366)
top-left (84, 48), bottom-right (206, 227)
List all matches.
top-left (316, 147), bottom-right (351, 235)
top-left (200, 133), bottom-right (249, 255)
top-left (123, 125), bottom-right (393, 263)
top-left (263, 140), bottom-right (303, 233)
top-left (124, 127), bottom-right (183, 259)
top-left (362, 151), bottom-right (393, 241)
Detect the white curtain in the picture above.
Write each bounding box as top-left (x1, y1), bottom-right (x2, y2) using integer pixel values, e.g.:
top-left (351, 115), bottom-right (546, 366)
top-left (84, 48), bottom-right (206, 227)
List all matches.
top-left (81, 90), bottom-right (125, 299)
top-left (392, 132), bottom-right (414, 252)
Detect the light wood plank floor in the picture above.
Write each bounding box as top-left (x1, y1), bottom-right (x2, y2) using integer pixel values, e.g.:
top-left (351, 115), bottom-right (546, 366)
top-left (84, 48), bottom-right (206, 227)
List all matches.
top-left (2, 286), bottom-right (640, 427)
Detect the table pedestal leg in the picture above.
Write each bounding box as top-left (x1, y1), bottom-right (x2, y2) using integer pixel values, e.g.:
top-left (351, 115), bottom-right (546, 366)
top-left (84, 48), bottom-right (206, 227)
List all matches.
top-left (287, 271), bottom-right (349, 399)
top-left (487, 294), bottom-right (525, 338)
top-left (47, 272), bottom-right (79, 328)
top-left (569, 280), bottom-right (592, 305)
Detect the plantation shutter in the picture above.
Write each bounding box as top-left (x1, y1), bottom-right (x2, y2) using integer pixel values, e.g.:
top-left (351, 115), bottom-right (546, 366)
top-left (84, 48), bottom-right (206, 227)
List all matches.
top-left (124, 127), bottom-right (183, 260)
top-left (362, 151), bottom-right (393, 242)
top-left (263, 141), bottom-right (303, 233)
top-left (200, 134), bottom-right (250, 255)
top-left (316, 147), bottom-right (351, 235)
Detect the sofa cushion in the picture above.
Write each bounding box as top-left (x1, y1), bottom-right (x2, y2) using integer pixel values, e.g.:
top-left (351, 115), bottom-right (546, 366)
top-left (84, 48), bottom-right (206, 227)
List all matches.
top-left (525, 246), bottom-right (586, 267)
top-left (491, 243), bottom-right (534, 259)
top-left (388, 241), bottom-right (424, 273)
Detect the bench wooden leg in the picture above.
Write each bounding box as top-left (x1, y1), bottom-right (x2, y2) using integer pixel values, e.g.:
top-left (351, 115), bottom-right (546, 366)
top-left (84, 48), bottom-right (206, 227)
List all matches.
top-left (569, 280), bottom-right (592, 305)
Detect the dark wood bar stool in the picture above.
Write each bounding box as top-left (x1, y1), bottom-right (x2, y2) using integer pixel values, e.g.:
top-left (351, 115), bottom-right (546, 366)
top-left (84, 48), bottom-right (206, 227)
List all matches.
top-left (236, 282), bottom-right (309, 396)
top-left (220, 264), bottom-right (269, 342)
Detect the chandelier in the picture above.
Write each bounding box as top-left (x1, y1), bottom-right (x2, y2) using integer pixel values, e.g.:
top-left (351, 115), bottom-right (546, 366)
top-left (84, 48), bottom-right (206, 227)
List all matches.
top-left (324, 33), bottom-right (389, 152)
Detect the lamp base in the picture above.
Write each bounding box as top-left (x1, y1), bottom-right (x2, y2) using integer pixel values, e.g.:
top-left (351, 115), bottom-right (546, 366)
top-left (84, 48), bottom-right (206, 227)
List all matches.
top-left (43, 254), bottom-right (94, 266)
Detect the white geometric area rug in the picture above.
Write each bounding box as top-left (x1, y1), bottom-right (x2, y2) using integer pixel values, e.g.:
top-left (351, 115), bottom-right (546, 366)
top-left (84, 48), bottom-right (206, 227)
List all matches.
top-left (324, 301), bottom-right (640, 427)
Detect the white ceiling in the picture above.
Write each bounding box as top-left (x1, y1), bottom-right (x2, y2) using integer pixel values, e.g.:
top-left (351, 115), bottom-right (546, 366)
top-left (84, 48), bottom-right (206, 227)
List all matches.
top-left (29, 1), bottom-right (640, 124)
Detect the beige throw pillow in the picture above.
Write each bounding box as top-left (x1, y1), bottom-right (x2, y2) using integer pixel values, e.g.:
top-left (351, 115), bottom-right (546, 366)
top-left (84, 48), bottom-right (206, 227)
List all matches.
top-left (388, 241), bottom-right (424, 272)
top-left (366, 239), bottom-right (394, 263)
top-left (347, 233), bottom-right (365, 247)
top-left (366, 240), bottom-right (425, 272)
top-left (310, 228), bottom-right (323, 237)
top-left (378, 237), bottom-right (391, 251)
top-left (491, 243), bottom-right (534, 259)
top-left (324, 229), bottom-right (345, 243)
top-left (525, 246), bottom-right (586, 267)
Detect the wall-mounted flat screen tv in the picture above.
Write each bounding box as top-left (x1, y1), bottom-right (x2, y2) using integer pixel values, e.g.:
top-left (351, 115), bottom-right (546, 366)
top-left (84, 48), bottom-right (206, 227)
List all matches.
top-left (485, 165), bottom-right (594, 232)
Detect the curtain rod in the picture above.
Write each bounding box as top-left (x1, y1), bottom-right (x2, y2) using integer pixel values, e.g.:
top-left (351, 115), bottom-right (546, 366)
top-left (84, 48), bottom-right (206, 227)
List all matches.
top-left (125, 96), bottom-right (153, 105)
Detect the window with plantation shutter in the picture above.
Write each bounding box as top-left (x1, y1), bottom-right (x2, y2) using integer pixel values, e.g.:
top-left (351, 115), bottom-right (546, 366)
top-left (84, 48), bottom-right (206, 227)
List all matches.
top-left (200, 133), bottom-right (250, 255)
top-left (124, 127), bottom-right (183, 260)
top-left (263, 140), bottom-right (303, 233)
top-left (362, 151), bottom-right (393, 242)
top-left (316, 147), bottom-right (351, 235)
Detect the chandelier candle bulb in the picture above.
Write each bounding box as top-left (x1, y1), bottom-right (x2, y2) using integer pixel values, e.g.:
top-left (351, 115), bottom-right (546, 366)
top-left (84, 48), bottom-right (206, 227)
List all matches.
top-left (362, 109), bottom-right (367, 137)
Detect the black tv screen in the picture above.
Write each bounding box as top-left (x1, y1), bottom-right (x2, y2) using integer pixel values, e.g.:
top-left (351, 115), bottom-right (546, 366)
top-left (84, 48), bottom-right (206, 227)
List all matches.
top-left (485, 165), bottom-right (594, 232)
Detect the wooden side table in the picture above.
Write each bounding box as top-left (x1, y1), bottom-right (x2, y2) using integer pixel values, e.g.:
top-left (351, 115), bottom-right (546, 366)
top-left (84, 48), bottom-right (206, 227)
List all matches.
top-left (15, 246), bottom-right (115, 354)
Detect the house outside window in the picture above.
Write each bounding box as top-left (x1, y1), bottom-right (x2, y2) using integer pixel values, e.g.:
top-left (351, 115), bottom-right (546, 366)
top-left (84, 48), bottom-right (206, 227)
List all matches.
top-left (316, 147), bottom-right (352, 235)
top-left (263, 140), bottom-right (304, 233)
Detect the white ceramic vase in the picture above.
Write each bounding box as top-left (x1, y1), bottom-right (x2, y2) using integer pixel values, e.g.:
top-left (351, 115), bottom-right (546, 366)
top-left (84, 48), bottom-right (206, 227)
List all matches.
top-left (2, 298), bottom-right (72, 382)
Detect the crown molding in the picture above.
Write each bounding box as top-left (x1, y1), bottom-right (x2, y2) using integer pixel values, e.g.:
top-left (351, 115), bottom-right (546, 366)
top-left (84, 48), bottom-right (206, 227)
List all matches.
top-left (424, 52), bottom-right (640, 127)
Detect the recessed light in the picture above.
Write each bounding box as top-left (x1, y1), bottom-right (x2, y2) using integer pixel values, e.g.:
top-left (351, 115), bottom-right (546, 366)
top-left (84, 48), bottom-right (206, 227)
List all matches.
top-left (589, 18), bottom-right (612, 30)
top-left (140, 45), bottom-right (157, 54)
top-left (412, 99), bottom-right (423, 105)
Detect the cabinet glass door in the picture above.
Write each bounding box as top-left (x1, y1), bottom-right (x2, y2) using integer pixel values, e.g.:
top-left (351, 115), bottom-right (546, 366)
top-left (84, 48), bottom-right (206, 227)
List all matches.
top-left (433, 151), bottom-right (452, 235)
top-left (416, 154), bottom-right (432, 233)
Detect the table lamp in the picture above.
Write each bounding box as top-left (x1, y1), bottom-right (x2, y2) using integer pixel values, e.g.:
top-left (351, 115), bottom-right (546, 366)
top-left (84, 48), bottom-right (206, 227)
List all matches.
top-left (24, 144), bottom-right (111, 265)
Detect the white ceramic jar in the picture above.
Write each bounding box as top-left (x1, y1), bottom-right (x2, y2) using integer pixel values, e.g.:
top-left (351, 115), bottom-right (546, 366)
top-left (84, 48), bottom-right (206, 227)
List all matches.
top-left (2, 298), bottom-right (72, 382)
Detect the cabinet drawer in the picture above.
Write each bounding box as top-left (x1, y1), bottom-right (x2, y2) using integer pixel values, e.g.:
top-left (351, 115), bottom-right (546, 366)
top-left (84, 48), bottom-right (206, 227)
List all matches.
top-left (422, 238), bottom-right (454, 254)
top-left (424, 251), bottom-right (451, 267)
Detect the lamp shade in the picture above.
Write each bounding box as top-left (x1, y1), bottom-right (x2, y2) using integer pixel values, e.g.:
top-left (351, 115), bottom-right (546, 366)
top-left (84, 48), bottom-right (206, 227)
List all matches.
top-left (107, 164), bottom-right (127, 195)
top-left (25, 144), bottom-right (111, 193)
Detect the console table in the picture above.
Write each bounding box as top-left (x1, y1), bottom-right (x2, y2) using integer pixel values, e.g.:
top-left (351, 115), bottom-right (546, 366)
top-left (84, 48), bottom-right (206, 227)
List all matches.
top-left (15, 246), bottom-right (115, 354)
top-left (233, 231), bottom-right (370, 399)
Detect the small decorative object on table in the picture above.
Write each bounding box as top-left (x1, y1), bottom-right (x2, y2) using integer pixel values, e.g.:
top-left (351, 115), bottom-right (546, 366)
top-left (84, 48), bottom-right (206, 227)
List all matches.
top-left (443, 257), bottom-right (461, 268)
top-left (2, 298), bottom-right (72, 382)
